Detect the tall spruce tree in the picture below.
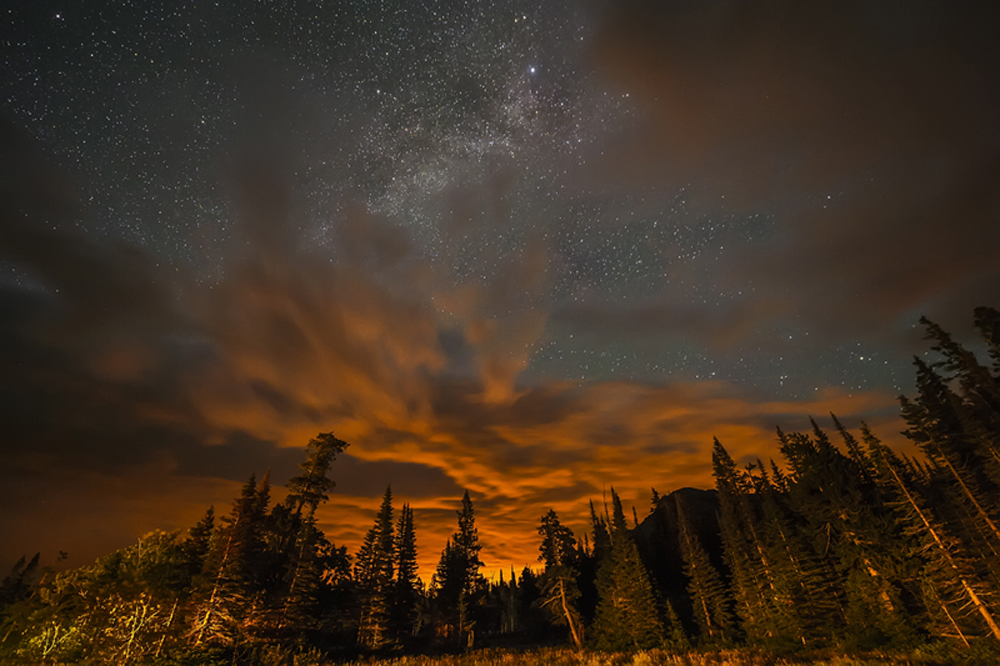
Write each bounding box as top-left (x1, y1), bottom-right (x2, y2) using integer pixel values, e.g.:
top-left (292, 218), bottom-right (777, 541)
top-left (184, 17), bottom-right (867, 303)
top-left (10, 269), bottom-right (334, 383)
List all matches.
top-left (190, 473), bottom-right (269, 646)
top-left (392, 503), bottom-right (421, 642)
top-left (455, 491), bottom-right (484, 595)
top-left (902, 359), bottom-right (1000, 566)
top-left (713, 439), bottom-right (776, 644)
top-left (975, 306), bottom-right (1000, 373)
top-left (577, 500), bottom-right (610, 624)
top-left (896, 313), bottom-right (1000, 642)
top-left (356, 486), bottom-right (396, 649)
top-left (285, 433), bottom-right (349, 518)
top-left (431, 539), bottom-right (462, 641)
top-left (183, 506), bottom-right (215, 580)
top-left (675, 493), bottom-right (733, 645)
top-left (431, 491), bottom-right (485, 647)
top-left (276, 513), bottom-right (324, 634)
top-left (589, 500), bottom-right (611, 560)
top-left (590, 489), bottom-right (666, 650)
top-left (816, 418), bottom-right (924, 647)
top-left (753, 458), bottom-right (843, 646)
top-left (275, 432), bottom-right (348, 634)
top-left (864, 425), bottom-right (1000, 642)
top-left (0, 553), bottom-right (42, 654)
top-left (537, 509), bottom-right (584, 649)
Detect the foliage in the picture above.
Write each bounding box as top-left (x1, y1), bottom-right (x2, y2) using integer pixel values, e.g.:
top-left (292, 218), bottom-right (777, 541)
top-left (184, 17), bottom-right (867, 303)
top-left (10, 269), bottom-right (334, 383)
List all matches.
top-left (538, 509), bottom-right (585, 649)
top-left (356, 486), bottom-right (397, 649)
top-left (430, 491), bottom-right (486, 648)
top-left (590, 489), bottom-right (668, 651)
top-left (675, 494), bottom-right (733, 645)
top-left (393, 503), bottom-right (423, 643)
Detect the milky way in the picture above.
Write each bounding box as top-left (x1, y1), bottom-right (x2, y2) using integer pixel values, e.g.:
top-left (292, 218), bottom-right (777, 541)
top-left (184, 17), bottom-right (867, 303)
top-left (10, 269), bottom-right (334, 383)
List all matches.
top-left (6, 1), bottom-right (806, 392)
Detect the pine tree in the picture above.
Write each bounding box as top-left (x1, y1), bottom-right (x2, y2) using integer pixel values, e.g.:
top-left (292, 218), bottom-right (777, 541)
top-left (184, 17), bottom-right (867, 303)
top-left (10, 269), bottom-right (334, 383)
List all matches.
top-left (713, 438), bottom-right (774, 644)
top-left (902, 359), bottom-right (1000, 562)
top-left (753, 459), bottom-right (843, 646)
top-left (272, 432), bottom-right (349, 635)
top-left (0, 553), bottom-right (41, 651)
top-left (430, 539), bottom-right (462, 643)
top-left (538, 510), bottom-right (577, 570)
top-left (455, 491), bottom-right (484, 596)
top-left (589, 500), bottom-right (611, 563)
top-left (277, 513), bottom-right (326, 635)
top-left (356, 486), bottom-right (396, 649)
top-left (516, 566), bottom-right (545, 638)
top-left (664, 599), bottom-right (692, 651)
top-left (431, 491), bottom-right (485, 648)
top-left (285, 432), bottom-right (349, 518)
top-left (921, 315), bottom-right (1000, 407)
top-left (590, 489), bottom-right (666, 650)
top-left (537, 510), bottom-right (584, 649)
top-left (675, 493), bottom-right (733, 645)
top-left (189, 473), bottom-right (268, 646)
top-left (182, 506), bottom-right (214, 579)
top-left (391, 503), bottom-right (421, 642)
top-left (714, 437), bottom-right (835, 647)
top-left (0, 554), bottom-right (40, 609)
top-left (573, 503), bottom-right (606, 626)
top-left (864, 425), bottom-right (1000, 642)
top-left (815, 418), bottom-right (924, 647)
top-left (975, 306), bottom-right (1000, 374)
top-left (914, 315), bottom-right (1000, 504)
top-left (832, 414), bottom-right (876, 486)
top-left (900, 315), bottom-right (1000, 610)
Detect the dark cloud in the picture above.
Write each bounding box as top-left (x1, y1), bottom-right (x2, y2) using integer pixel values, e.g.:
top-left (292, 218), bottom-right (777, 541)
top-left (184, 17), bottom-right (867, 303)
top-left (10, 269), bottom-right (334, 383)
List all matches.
top-left (591, 0), bottom-right (1000, 337)
top-left (526, 480), bottom-right (602, 507)
top-left (0, 126), bottom-right (179, 340)
top-left (334, 454), bottom-right (463, 500)
top-left (552, 295), bottom-right (784, 349)
top-left (0, 119), bottom-right (567, 574)
top-left (0, 121), bottom-right (205, 476)
top-left (0, 121), bottom-right (447, 551)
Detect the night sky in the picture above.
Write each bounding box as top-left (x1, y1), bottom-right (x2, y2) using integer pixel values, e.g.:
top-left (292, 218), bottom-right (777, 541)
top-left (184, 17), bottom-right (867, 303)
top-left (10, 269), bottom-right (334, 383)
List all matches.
top-left (3, 0), bottom-right (999, 580)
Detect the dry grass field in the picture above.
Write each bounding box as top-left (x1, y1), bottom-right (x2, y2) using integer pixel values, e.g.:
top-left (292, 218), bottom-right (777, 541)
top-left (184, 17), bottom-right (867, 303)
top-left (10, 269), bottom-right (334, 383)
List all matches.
top-left (334, 647), bottom-right (949, 666)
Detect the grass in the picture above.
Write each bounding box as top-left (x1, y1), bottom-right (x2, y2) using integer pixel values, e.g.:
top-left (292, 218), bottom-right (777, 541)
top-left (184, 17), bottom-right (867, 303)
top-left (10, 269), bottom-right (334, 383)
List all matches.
top-left (7, 643), bottom-right (981, 666)
top-left (336, 647), bottom-right (945, 666)
top-left (0, 648), bottom-right (968, 666)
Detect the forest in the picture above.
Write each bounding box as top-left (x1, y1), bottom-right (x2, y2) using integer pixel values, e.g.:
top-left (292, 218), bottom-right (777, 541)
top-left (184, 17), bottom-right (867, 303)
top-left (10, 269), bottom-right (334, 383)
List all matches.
top-left (2, 307), bottom-right (1000, 666)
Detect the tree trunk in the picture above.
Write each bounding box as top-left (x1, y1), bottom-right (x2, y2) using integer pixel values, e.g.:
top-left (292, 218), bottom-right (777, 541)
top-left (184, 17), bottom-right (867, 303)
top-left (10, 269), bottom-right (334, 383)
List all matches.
top-left (929, 436), bottom-right (1000, 554)
top-left (559, 579), bottom-right (583, 649)
top-left (887, 462), bottom-right (1000, 640)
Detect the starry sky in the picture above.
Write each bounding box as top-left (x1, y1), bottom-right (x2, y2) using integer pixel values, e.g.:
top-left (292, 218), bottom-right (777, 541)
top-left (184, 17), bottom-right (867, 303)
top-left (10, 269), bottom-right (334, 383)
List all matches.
top-left (2, 0), bottom-right (999, 580)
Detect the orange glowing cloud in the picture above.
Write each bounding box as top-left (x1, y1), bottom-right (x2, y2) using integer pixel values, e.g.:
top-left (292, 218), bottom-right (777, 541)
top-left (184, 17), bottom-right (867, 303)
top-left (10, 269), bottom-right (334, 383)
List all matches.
top-left (255, 376), bottom-right (905, 581)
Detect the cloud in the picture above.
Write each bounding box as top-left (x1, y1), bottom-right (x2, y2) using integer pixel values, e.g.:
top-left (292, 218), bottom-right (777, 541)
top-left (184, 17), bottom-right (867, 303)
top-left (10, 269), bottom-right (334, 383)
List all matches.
top-left (552, 294), bottom-right (786, 349)
top-left (433, 234), bottom-right (554, 403)
top-left (589, 0), bottom-right (1000, 337)
top-left (0, 115), bottom-right (915, 581)
top-left (0, 121), bottom-right (456, 571)
top-left (325, 374), bottom-right (905, 578)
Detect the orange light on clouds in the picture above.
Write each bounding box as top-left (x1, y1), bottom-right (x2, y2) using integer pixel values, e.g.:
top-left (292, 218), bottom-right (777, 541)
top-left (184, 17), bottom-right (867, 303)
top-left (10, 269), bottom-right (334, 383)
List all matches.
top-left (302, 380), bottom-right (905, 582)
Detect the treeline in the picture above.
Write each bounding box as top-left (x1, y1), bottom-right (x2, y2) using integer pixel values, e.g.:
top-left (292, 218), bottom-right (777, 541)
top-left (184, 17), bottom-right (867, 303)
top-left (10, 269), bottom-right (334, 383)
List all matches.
top-left (673, 306), bottom-right (1000, 653)
top-left (2, 307), bottom-right (1000, 664)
